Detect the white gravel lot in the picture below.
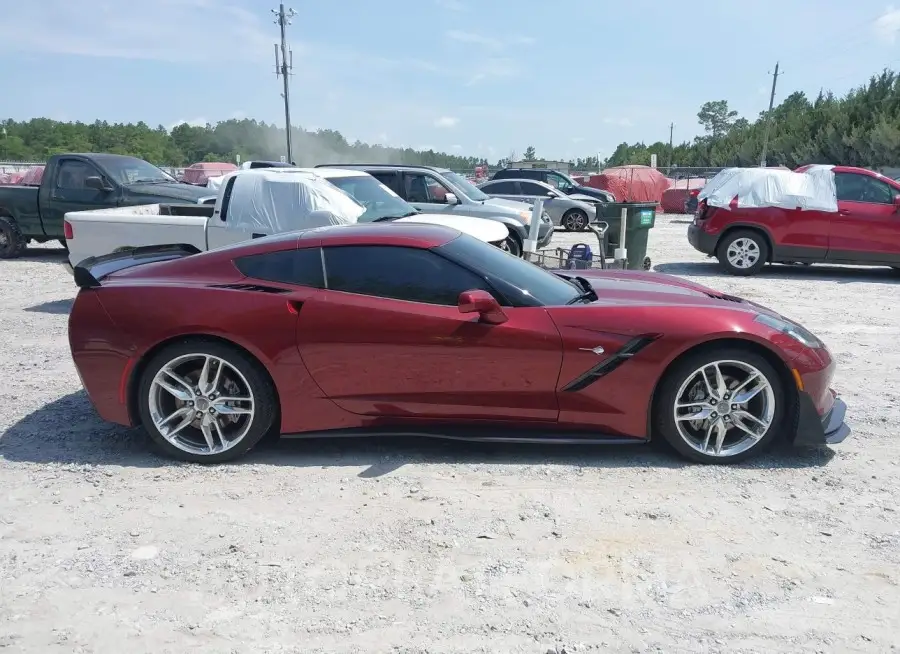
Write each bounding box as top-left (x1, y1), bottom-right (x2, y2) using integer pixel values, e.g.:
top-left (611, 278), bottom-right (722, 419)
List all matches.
top-left (1, 216), bottom-right (898, 654)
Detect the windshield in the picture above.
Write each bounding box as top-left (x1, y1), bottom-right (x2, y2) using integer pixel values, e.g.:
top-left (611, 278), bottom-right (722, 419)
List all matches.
top-left (437, 234), bottom-right (581, 306)
top-left (327, 175), bottom-right (418, 222)
top-left (105, 157), bottom-right (176, 184)
top-left (442, 171), bottom-right (490, 201)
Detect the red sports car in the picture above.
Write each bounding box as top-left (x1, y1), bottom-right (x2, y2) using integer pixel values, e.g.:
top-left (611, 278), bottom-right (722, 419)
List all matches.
top-left (68, 223), bottom-right (850, 464)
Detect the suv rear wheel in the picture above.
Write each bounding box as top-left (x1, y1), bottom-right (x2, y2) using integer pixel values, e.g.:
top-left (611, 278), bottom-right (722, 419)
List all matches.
top-left (716, 230), bottom-right (768, 276)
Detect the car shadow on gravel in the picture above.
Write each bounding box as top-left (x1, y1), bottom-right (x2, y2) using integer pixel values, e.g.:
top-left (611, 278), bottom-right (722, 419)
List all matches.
top-left (656, 261), bottom-right (900, 284)
top-left (8, 248), bottom-right (69, 263)
top-left (1, 391), bottom-right (836, 475)
top-left (24, 298), bottom-right (73, 314)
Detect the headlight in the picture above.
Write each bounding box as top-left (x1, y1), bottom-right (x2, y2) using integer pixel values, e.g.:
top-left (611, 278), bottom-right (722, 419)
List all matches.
top-left (754, 313), bottom-right (822, 348)
top-left (518, 210), bottom-right (531, 224)
top-left (541, 211), bottom-right (552, 223)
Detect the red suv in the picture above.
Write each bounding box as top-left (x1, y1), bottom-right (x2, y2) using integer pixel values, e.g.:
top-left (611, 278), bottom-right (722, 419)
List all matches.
top-left (687, 166), bottom-right (900, 275)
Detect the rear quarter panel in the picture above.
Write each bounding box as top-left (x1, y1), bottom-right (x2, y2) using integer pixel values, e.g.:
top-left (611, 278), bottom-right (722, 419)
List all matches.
top-left (82, 282), bottom-right (347, 433)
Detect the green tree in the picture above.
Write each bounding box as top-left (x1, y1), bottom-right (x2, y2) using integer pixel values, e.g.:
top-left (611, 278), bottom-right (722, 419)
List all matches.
top-left (697, 100), bottom-right (739, 138)
top-left (523, 145), bottom-right (536, 161)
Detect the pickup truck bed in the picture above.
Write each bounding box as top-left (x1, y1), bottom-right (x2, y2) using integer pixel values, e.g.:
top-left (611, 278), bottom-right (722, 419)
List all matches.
top-left (65, 204), bottom-right (216, 267)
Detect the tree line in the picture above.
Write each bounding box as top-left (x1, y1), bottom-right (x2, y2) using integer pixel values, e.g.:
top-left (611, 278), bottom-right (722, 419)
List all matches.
top-left (2, 68), bottom-right (899, 171)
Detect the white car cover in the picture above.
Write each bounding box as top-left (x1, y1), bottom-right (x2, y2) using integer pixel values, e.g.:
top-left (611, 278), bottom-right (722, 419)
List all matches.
top-left (223, 169), bottom-right (365, 232)
top-left (699, 166), bottom-right (838, 212)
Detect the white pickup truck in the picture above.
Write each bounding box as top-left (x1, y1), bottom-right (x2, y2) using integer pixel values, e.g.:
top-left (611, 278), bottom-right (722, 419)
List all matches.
top-left (64, 167), bottom-right (511, 269)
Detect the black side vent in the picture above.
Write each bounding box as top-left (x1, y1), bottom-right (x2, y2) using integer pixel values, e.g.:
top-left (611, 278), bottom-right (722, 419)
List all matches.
top-left (562, 334), bottom-right (660, 392)
top-left (706, 292), bottom-right (743, 303)
top-left (209, 283), bottom-right (290, 294)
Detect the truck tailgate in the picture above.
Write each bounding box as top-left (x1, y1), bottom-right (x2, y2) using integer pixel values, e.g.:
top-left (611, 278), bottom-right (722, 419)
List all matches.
top-left (65, 204), bottom-right (209, 268)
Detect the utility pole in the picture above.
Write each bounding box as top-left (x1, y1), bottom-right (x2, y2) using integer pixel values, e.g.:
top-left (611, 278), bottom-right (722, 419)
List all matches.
top-left (759, 62), bottom-right (782, 168)
top-left (272, 3), bottom-right (296, 163)
top-left (666, 122), bottom-right (674, 171)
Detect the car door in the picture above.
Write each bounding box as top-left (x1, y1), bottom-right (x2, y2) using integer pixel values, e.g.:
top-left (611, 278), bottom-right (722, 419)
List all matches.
top-left (519, 181), bottom-right (554, 204)
top-left (44, 158), bottom-right (117, 229)
top-left (401, 172), bottom-right (460, 215)
top-left (295, 244), bottom-right (563, 421)
top-left (481, 180), bottom-right (521, 202)
top-left (827, 172), bottom-right (900, 264)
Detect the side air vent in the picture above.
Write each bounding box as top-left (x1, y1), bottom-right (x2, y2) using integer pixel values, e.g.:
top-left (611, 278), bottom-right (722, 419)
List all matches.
top-left (562, 334), bottom-right (660, 392)
top-left (208, 283), bottom-right (290, 294)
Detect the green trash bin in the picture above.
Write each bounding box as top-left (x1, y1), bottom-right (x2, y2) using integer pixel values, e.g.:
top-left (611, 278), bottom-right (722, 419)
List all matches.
top-left (595, 201), bottom-right (656, 270)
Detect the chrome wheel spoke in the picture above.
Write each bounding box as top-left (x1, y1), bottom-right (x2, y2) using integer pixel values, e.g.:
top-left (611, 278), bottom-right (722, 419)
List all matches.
top-left (707, 362), bottom-right (727, 399)
top-left (675, 404), bottom-right (713, 421)
top-left (708, 419), bottom-right (728, 455)
top-left (733, 410), bottom-right (769, 434)
top-left (156, 370), bottom-right (194, 401)
top-left (200, 418), bottom-right (225, 452)
top-left (156, 406), bottom-right (195, 438)
top-left (213, 397), bottom-right (253, 416)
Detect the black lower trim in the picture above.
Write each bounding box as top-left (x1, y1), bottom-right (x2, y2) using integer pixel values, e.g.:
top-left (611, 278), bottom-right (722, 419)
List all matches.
top-left (208, 283), bottom-right (290, 294)
top-left (687, 224), bottom-right (717, 255)
top-left (281, 426), bottom-right (644, 445)
top-left (561, 334), bottom-right (659, 392)
top-left (771, 245), bottom-right (828, 263)
top-left (792, 393), bottom-right (850, 447)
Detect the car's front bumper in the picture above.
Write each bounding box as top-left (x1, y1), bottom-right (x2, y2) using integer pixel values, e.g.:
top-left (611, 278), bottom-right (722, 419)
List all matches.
top-left (793, 392), bottom-right (851, 447)
top-left (687, 223), bottom-right (717, 255)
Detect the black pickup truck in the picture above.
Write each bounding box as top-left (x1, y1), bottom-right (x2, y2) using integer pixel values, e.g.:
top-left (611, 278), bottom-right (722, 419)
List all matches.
top-left (0, 153), bottom-right (215, 258)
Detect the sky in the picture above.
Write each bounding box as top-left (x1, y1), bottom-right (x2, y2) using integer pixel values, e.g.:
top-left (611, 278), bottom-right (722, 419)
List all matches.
top-left (1, 0), bottom-right (900, 162)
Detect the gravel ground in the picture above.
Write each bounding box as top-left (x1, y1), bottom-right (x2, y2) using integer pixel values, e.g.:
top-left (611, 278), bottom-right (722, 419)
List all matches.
top-left (1, 217), bottom-right (898, 654)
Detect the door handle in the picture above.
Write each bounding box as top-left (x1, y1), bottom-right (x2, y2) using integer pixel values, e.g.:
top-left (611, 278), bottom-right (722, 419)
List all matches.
top-left (838, 211), bottom-right (850, 216)
top-left (287, 300), bottom-right (304, 314)
top-left (251, 232), bottom-right (266, 239)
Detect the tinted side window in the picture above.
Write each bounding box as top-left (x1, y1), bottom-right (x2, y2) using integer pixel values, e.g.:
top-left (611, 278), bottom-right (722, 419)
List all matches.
top-left (234, 247), bottom-right (324, 287)
top-left (323, 245), bottom-right (492, 305)
top-left (56, 160), bottom-right (102, 190)
top-left (370, 171), bottom-right (402, 195)
top-left (864, 176), bottom-right (895, 204)
top-left (484, 181), bottom-right (517, 194)
top-left (521, 182), bottom-right (552, 196)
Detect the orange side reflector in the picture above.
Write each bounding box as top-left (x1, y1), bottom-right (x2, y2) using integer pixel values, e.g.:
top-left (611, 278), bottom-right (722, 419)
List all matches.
top-left (791, 368), bottom-right (804, 391)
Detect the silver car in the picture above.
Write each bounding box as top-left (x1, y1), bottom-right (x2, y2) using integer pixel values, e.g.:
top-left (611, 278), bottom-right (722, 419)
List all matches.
top-left (478, 178), bottom-right (598, 231)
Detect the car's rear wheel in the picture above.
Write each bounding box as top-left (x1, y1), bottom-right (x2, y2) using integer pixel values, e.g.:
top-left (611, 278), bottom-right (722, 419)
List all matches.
top-left (562, 209), bottom-right (588, 231)
top-left (137, 339), bottom-right (278, 463)
top-left (0, 215), bottom-right (26, 259)
top-left (654, 347), bottom-right (786, 464)
top-left (716, 230), bottom-right (768, 276)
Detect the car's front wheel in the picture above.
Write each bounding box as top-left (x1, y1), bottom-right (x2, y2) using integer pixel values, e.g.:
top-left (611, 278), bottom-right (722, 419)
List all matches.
top-left (136, 339), bottom-right (278, 463)
top-left (500, 233), bottom-right (522, 257)
top-left (654, 347), bottom-right (787, 464)
top-left (716, 230), bottom-right (768, 276)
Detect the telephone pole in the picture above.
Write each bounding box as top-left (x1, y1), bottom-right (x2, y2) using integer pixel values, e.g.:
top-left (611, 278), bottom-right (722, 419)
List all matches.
top-left (759, 62), bottom-right (782, 168)
top-left (666, 122), bottom-right (674, 171)
top-left (272, 3), bottom-right (296, 163)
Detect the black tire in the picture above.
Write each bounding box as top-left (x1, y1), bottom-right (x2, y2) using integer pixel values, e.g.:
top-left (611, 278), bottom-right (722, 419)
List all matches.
top-left (0, 215), bottom-right (27, 259)
top-left (500, 233), bottom-right (522, 257)
top-left (58, 238), bottom-right (68, 252)
top-left (136, 339), bottom-right (279, 463)
top-left (716, 229), bottom-right (768, 276)
top-left (653, 346), bottom-right (787, 464)
top-left (562, 209), bottom-right (588, 232)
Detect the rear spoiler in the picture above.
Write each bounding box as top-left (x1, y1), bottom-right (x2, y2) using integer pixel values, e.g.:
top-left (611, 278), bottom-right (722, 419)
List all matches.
top-left (73, 244), bottom-right (201, 289)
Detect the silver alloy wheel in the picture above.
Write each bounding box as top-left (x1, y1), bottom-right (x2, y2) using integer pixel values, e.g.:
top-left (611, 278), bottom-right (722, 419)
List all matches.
top-left (672, 359), bottom-right (776, 458)
top-left (0, 232), bottom-right (7, 247)
top-left (726, 237), bottom-right (761, 269)
top-left (148, 353), bottom-right (256, 456)
top-left (565, 211), bottom-right (586, 231)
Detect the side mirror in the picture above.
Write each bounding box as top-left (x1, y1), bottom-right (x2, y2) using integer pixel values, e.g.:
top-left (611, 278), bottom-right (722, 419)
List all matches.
top-left (458, 289), bottom-right (507, 325)
top-left (85, 176), bottom-right (111, 192)
top-left (444, 192), bottom-right (459, 205)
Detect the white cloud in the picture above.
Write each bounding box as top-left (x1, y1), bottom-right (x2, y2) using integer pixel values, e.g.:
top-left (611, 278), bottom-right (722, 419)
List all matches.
top-left (874, 6), bottom-right (900, 43)
top-left (169, 117), bottom-right (209, 130)
top-left (434, 116), bottom-right (459, 128)
top-left (571, 137), bottom-right (585, 143)
top-left (445, 30), bottom-right (534, 51)
top-left (603, 117), bottom-right (634, 127)
top-left (375, 132), bottom-right (390, 144)
top-left (0, 0), bottom-right (272, 63)
top-left (451, 144), bottom-right (463, 150)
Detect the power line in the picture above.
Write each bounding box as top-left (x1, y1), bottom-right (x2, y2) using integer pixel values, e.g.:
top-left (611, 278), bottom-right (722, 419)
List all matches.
top-left (759, 62), bottom-right (783, 167)
top-left (272, 3), bottom-right (296, 163)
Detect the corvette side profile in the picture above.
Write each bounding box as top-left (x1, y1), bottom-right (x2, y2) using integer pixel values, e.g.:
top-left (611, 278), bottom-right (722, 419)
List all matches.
top-left (68, 223), bottom-right (850, 464)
